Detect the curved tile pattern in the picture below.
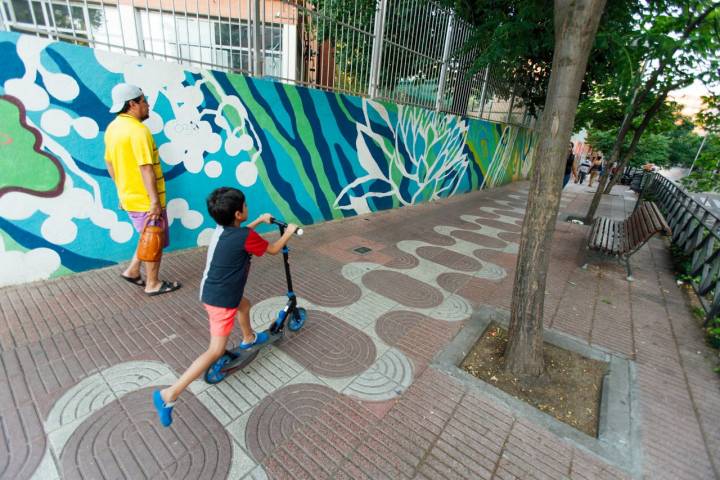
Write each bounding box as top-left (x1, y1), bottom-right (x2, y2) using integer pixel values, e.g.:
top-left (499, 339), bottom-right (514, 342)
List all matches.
top-left (294, 270), bottom-right (362, 308)
top-left (1, 405), bottom-right (46, 480)
top-left (426, 294), bottom-right (475, 321)
top-left (492, 209), bottom-right (525, 219)
top-left (436, 272), bottom-right (472, 294)
top-left (416, 246), bottom-right (482, 272)
top-left (343, 348), bottom-right (414, 401)
top-left (362, 270), bottom-right (444, 308)
top-left (375, 311), bottom-right (464, 364)
top-left (474, 249), bottom-right (519, 271)
top-left (474, 218), bottom-right (522, 233)
top-left (280, 311), bottom-right (376, 377)
top-left (245, 383), bottom-right (337, 462)
top-left (381, 247), bottom-right (421, 269)
top-left (451, 230), bottom-right (507, 249)
top-left (498, 231), bottom-right (522, 244)
top-left (411, 230), bottom-right (456, 246)
top-left (60, 387), bottom-right (231, 480)
top-left (472, 210), bottom-right (501, 219)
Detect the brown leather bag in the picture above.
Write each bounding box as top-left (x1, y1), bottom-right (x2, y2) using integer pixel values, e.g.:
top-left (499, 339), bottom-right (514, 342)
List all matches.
top-left (137, 217), bottom-right (164, 262)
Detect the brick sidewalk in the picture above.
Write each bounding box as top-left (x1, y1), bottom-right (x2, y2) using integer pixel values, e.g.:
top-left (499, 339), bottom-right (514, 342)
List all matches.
top-left (1, 182), bottom-right (718, 479)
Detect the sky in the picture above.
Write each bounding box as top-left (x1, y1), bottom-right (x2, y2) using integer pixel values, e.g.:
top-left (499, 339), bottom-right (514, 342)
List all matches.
top-left (669, 79), bottom-right (713, 118)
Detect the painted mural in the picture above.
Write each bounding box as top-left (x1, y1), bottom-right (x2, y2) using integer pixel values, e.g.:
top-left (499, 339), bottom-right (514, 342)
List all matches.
top-left (0, 31), bottom-right (535, 287)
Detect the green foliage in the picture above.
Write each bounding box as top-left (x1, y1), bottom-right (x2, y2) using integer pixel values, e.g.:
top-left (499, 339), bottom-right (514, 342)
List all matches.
top-left (707, 316), bottom-right (720, 349)
top-left (443, 0), bottom-right (640, 115)
top-left (633, 133), bottom-right (671, 167)
top-left (575, 96), bottom-right (628, 132)
top-left (586, 128), bottom-right (671, 167)
top-left (576, 92), bottom-right (704, 168)
top-left (667, 119), bottom-right (703, 167)
top-left (692, 306), bottom-right (707, 320)
top-left (680, 135), bottom-right (720, 193)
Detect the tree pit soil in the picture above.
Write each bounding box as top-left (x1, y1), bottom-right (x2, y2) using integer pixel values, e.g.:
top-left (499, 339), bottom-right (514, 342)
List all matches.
top-left (461, 323), bottom-right (607, 437)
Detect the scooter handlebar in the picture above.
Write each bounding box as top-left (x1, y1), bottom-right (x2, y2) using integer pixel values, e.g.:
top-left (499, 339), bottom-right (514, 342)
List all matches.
top-left (270, 218), bottom-right (304, 236)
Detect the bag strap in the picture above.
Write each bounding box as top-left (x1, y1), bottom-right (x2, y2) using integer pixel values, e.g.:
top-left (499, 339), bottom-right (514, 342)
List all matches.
top-left (141, 214), bottom-right (164, 231)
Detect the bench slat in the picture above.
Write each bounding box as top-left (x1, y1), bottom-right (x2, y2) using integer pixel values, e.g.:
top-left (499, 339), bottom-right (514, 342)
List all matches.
top-left (636, 204), bottom-right (652, 242)
top-left (600, 218), bottom-right (610, 251)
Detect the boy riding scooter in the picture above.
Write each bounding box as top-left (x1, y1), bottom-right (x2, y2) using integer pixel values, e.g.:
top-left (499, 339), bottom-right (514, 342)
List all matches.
top-left (153, 187), bottom-right (298, 427)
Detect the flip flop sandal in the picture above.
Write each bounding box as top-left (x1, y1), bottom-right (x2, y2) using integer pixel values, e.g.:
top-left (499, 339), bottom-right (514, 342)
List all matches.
top-left (146, 280), bottom-right (182, 296)
top-left (121, 274), bottom-right (145, 286)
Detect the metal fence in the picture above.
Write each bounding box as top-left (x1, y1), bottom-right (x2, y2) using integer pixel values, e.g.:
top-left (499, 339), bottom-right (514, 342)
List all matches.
top-left (0, 0), bottom-right (532, 127)
top-left (646, 173), bottom-right (720, 324)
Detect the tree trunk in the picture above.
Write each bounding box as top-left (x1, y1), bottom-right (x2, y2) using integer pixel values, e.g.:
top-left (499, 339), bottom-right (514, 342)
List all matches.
top-left (603, 91), bottom-right (669, 193)
top-left (505, 0), bottom-right (607, 376)
top-left (584, 77), bottom-right (646, 221)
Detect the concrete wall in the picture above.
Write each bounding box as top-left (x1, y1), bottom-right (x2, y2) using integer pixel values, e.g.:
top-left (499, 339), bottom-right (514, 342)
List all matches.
top-left (0, 31), bottom-right (535, 286)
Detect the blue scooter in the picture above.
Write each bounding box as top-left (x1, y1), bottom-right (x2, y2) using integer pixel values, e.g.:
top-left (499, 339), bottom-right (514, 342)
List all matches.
top-left (204, 218), bottom-right (307, 384)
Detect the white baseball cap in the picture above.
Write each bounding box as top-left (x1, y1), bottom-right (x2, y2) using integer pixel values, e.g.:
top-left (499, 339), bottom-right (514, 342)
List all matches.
top-left (109, 83), bottom-right (144, 113)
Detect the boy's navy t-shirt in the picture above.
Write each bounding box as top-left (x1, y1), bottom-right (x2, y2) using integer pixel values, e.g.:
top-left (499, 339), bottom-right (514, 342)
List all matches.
top-left (200, 225), bottom-right (269, 308)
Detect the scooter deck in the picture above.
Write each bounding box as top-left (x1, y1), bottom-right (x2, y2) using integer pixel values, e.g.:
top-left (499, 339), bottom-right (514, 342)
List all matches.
top-left (221, 350), bottom-right (259, 373)
top-left (222, 329), bottom-right (284, 371)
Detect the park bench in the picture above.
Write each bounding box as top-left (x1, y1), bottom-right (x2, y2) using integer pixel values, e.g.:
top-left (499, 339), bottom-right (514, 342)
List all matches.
top-left (629, 172), bottom-right (645, 193)
top-left (581, 201), bottom-right (671, 281)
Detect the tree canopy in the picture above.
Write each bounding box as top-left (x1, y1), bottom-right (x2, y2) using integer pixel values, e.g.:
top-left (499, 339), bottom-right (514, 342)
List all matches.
top-left (444, 0), bottom-right (640, 115)
top-left (578, 96), bottom-right (704, 168)
top-left (681, 95), bottom-right (720, 193)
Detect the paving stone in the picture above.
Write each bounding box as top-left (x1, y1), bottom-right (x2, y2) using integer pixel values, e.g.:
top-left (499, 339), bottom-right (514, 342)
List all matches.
top-left (2, 182), bottom-right (719, 480)
top-left (362, 270), bottom-right (445, 308)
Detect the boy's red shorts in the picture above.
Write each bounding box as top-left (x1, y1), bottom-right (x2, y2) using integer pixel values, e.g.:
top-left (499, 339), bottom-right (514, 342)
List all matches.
top-left (204, 304), bottom-right (237, 337)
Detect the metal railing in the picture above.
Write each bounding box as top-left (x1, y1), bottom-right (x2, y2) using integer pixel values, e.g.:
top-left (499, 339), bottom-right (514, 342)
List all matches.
top-left (646, 173), bottom-right (720, 324)
top-left (0, 0), bottom-right (532, 127)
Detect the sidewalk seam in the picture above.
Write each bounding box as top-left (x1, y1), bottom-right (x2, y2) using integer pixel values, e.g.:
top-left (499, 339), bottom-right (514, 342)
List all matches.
top-left (412, 389), bottom-right (467, 478)
top-left (489, 417), bottom-right (517, 479)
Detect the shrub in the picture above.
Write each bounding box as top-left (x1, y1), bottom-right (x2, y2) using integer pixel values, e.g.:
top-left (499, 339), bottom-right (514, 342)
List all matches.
top-left (707, 316), bottom-right (720, 349)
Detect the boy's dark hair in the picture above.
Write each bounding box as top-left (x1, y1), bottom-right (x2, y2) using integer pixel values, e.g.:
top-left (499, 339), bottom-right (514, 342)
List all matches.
top-left (207, 187), bottom-right (246, 226)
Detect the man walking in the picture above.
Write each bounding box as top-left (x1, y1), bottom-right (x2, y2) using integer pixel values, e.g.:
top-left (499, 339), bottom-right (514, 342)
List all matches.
top-left (105, 83), bottom-right (181, 296)
top-left (577, 154), bottom-right (592, 185)
top-left (563, 142), bottom-right (577, 189)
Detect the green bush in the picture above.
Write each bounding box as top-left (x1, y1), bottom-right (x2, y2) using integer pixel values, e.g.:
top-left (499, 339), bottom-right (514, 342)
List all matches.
top-left (707, 316), bottom-right (720, 349)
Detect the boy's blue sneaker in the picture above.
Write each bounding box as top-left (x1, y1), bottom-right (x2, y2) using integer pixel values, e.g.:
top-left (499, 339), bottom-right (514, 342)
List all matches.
top-left (239, 330), bottom-right (269, 350)
top-left (153, 390), bottom-right (174, 427)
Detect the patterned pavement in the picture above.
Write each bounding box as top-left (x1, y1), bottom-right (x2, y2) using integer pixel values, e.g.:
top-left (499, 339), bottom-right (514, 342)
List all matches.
top-left (1, 182), bottom-right (719, 479)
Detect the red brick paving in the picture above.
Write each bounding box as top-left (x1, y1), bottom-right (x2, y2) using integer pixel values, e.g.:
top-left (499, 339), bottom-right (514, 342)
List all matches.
top-left (0, 182), bottom-right (718, 479)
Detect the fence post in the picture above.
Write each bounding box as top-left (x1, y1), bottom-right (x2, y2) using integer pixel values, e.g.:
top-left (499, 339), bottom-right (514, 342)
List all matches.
top-left (506, 85), bottom-right (516, 124)
top-left (435, 13), bottom-right (454, 112)
top-left (252, 0), bottom-right (263, 76)
top-left (478, 67), bottom-right (490, 118)
top-left (368, 0), bottom-right (388, 98)
top-left (0, 2), bottom-right (9, 31)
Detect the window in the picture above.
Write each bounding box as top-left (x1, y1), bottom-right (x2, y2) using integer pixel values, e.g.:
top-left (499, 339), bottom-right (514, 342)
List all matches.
top-left (9, 0), bottom-right (47, 25)
top-left (139, 12), bottom-right (283, 75)
top-left (4, 0), bottom-right (111, 46)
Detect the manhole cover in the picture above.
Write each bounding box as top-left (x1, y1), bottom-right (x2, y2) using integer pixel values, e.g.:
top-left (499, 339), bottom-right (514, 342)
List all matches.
top-left (353, 246), bottom-right (372, 255)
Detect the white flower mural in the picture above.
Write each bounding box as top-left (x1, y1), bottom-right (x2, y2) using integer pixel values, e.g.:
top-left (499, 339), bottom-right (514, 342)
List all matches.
top-left (335, 100), bottom-right (470, 214)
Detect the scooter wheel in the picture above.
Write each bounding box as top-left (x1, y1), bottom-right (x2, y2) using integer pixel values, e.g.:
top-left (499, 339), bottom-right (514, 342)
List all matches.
top-left (204, 354), bottom-right (230, 384)
top-left (288, 307), bottom-right (307, 332)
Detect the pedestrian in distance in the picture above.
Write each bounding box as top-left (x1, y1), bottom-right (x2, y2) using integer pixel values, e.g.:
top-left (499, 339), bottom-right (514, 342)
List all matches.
top-left (577, 154), bottom-right (592, 185)
top-left (588, 154), bottom-right (603, 188)
top-left (563, 142), bottom-right (578, 189)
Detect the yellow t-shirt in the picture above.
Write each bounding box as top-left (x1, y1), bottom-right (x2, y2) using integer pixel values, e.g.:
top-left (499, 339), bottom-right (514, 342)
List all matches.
top-left (104, 114), bottom-right (166, 211)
